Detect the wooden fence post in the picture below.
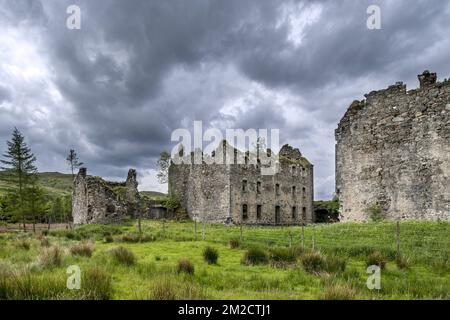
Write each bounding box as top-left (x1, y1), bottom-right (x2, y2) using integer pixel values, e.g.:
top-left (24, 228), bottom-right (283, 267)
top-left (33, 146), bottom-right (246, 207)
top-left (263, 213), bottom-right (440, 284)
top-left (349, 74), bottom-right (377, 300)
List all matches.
top-left (240, 223), bottom-right (243, 242)
top-left (202, 221), bottom-right (206, 241)
top-left (396, 220), bottom-right (401, 259)
top-left (312, 225), bottom-right (316, 251)
top-left (301, 224), bottom-right (305, 250)
top-left (194, 219), bottom-right (197, 241)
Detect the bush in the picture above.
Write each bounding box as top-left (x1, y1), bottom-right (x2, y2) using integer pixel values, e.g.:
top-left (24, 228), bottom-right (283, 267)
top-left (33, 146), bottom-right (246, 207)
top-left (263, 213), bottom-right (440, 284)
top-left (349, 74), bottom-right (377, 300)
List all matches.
top-left (110, 247), bottom-right (135, 266)
top-left (177, 258), bottom-right (194, 275)
top-left (203, 247), bottom-right (218, 265)
top-left (229, 238), bottom-right (240, 249)
top-left (366, 204), bottom-right (383, 222)
top-left (301, 251), bottom-right (327, 274)
top-left (38, 246), bottom-right (63, 269)
top-left (241, 247), bottom-right (269, 266)
top-left (14, 239), bottom-right (31, 250)
top-left (269, 247), bottom-right (297, 266)
top-left (367, 251), bottom-right (386, 270)
top-left (104, 235), bottom-right (114, 243)
top-left (82, 266), bottom-right (112, 300)
top-left (70, 242), bottom-right (94, 257)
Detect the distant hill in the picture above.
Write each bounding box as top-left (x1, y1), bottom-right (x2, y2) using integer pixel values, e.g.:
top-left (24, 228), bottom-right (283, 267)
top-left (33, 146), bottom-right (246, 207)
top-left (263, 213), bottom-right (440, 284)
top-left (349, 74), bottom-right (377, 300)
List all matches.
top-left (0, 171), bottom-right (73, 198)
top-left (0, 171), bottom-right (166, 199)
top-left (140, 190), bottom-right (167, 200)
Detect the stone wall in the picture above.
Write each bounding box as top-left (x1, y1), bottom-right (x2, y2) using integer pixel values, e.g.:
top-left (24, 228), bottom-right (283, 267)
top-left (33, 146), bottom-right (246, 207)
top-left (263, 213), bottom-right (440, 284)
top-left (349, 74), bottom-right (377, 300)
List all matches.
top-left (72, 168), bottom-right (140, 225)
top-left (336, 71), bottom-right (450, 221)
top-left (169, 141), bottom-right (314, 225)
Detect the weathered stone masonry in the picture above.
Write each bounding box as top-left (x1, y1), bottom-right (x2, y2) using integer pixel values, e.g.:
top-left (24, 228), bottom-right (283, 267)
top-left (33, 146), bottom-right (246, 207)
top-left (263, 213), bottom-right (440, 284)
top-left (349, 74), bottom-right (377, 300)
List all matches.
top-left (336, 71), bottom-right (450, 221)
top-left (72, 168), bottom-right (140, 225)
top-left (169, 141), bottom-right (314, 225)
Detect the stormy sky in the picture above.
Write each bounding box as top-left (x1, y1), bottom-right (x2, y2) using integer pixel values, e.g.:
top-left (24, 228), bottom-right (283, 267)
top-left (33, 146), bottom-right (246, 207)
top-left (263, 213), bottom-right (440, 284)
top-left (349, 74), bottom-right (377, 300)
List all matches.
top-left (1, 0), bottom-right (449, 199)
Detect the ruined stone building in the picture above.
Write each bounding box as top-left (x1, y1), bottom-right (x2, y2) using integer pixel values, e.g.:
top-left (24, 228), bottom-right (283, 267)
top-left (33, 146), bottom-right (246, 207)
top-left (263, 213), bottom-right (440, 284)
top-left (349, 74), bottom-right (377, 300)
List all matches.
top-left (72, 168), bottom-right (140, 225)
top-left (169, 141), bottom-right (314, 225)
top-left (336, 71), bottom-right (450, 221)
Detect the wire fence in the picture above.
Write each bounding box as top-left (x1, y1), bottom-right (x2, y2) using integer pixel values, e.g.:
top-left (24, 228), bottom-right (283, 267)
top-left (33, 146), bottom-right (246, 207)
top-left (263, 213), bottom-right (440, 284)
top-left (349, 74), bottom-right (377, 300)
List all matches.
top-left (142, 219), bottom-right (450, 264)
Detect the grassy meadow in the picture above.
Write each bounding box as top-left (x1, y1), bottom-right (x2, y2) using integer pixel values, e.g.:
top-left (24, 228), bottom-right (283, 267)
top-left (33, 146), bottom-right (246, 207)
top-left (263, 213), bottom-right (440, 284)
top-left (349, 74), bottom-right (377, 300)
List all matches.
top-left (0, 220), bottom-right (449, 300)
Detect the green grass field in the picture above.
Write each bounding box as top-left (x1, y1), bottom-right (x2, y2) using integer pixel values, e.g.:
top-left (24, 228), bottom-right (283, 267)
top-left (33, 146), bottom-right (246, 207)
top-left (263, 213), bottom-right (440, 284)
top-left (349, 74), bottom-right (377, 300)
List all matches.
top-left (0, 220), bottom-right (449, 300)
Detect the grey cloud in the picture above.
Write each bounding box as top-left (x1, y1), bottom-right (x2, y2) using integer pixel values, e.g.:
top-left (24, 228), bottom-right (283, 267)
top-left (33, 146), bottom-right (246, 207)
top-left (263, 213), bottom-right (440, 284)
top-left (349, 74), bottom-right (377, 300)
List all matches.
top-left (1, 0), bottom-right (450, 198)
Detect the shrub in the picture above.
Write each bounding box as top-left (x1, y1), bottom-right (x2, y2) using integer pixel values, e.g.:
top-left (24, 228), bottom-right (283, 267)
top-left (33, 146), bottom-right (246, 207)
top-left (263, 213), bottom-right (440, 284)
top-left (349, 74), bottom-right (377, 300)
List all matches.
top-left (110, 246), bottom-right (135, 266)
top-left (140, 234), bottom-right (156, 242)
top-left (14, 239), bottom-right (31, 250)
top-left (82, 266), bottom-right (112, 300)
top-left (177, 258), bottom-right (195, 275)
top-left (229, 238), bottom-right (240, 249)
top-left (38, 246), bottom-right (63, 269)
top-left (70, 242), bottom-right (94, 257)
top-left (241, 247), bottom-right (269, 266)
top-left (203, 247), bottom-right (218, 265)
top-left (269, 247), bottom-right (297, 266)
top-left (104, 235), bottom-right (114, 243)
top-left (396, 256), bottom-right (410, 270)
top-left (366, 204), bottom-right (383, 222)
top-left (323, 281), bottom-right (357, 300)
top-left (301, 251), bottom-right (327, 274)
top-left (367, 251), bottom-right (386, 270)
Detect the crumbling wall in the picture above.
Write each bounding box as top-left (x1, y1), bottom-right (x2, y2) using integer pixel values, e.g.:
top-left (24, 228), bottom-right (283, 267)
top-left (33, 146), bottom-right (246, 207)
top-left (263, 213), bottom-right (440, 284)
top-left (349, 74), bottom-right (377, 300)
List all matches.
top-left (336, 71), bottom-right (450, 221)
top-left (72, 168), bottom-right (140, 225)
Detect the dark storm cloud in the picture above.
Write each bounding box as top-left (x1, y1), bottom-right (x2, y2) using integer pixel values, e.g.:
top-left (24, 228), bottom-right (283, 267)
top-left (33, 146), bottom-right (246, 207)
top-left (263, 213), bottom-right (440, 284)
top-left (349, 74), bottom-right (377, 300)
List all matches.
top-left (1, 0), bottom-right (450, 197)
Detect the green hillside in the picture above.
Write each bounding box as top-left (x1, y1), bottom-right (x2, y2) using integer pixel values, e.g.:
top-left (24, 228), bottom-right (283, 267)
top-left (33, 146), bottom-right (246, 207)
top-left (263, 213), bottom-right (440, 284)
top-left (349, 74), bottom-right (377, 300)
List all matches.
top-left (0, 171), bottom-right (74, 198)
top-left (0, 171), bottom-right (166, 199)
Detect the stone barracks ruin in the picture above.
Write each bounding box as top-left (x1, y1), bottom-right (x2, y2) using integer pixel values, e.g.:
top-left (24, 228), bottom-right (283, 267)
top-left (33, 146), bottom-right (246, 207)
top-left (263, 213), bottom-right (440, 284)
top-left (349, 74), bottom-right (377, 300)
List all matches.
top-left (336, 71), bottom-right (450, 221)
top-left (169, 141), bottom-right (314, 225)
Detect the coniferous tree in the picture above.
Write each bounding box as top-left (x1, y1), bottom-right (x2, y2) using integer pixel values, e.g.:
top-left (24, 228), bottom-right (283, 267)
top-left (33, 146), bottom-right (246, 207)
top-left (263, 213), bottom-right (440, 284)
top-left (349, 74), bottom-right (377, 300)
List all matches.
top-left (66, 149), bottom-right (84, 176)
top-left (0, 128), bottom-right (37, 231)
top-left (24, 183), bottom-right (46, 233)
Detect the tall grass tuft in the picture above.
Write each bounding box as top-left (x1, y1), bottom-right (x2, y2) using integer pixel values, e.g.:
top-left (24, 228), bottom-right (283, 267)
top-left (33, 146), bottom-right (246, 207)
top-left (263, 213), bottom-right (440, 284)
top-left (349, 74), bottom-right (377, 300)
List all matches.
top-left (229, 238), bottom-right (240, 249)
top-left (110, 246), bottom-right (135, 266)
top-left (301, 251), bottom-right (327, 274)
top-left (14, 239), bottom-right (31, 250)
top-left (325, 255), bottom-right (347, 273)
top-left (367, 251), bottom-right (386, 270)
top-left (70, 241), bottom-right (94, 257)
top-left (203, 246), bottom-right (219, 265)
top-left (38, 246), bottom-right (63, 269)
top-left (241, 247), bottom-right (269, 266)
top-left (269, 247), bottom-right (297, 267)
top-left (322, 281), bottom-right (357, 300)
top-left (177, 258), bottom-right (195, 275)
top-left (82, 266), bottom-right (113, 300)
top-left (150, 275), bottom-right (206, 300)
top-left (395, 256), bottom-right (410, 270)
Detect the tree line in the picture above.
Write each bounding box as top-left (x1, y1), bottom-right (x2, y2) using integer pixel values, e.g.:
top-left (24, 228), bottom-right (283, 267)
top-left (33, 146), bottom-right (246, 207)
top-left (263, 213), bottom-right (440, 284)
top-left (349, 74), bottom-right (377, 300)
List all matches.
top-left (0, 128), bottom-right (83, 232)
